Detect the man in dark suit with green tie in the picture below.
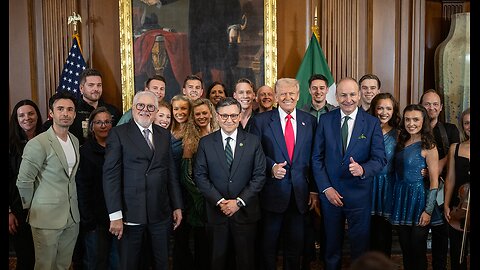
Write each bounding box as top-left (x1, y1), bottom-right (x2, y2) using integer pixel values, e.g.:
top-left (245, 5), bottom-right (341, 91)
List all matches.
top-left (194, 97), bottom-right (266, 270)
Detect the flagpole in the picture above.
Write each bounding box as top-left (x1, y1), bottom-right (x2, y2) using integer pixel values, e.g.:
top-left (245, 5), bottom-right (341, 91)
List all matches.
top-left (57, 12), bottom-right (88, 101)
top-left (68, 12), bottom-right (83, 53)
top-left (312, 4), bottom-right (319, 40)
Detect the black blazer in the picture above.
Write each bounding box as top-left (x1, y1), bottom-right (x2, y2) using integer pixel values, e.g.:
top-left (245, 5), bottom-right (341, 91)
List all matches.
top-left (103, 120), bottom-right (183, 224)
top-left (194, 129), bottom-right (266, 224)
top-left (76, 139), bottom-right (110, 230)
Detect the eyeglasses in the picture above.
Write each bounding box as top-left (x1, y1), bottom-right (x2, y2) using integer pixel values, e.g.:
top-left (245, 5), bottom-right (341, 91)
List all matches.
top-left (93, 120), bottom-right (113, 126)
top-left (136, 103), bottom-right (156, 112)
top-left (218, 113), bottom-right (240, 121)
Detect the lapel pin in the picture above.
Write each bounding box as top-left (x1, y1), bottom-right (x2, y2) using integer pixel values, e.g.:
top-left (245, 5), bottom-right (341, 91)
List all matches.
top-left (302, 122), bottom-right (305, 126)
top-left (239, 143), bottom-right (244, 147)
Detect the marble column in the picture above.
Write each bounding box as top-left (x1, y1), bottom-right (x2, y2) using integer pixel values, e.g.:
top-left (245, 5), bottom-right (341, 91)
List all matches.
top-left (434, 12), bottom-right (470, 124)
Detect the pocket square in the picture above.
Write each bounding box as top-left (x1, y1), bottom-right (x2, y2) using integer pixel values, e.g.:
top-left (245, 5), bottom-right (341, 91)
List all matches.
top-left (358, 134), bottom-right (367, 139)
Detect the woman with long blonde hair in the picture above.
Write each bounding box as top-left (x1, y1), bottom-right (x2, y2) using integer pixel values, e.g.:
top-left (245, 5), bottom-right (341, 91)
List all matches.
top-left (181, 98), bottom-right (219, 270)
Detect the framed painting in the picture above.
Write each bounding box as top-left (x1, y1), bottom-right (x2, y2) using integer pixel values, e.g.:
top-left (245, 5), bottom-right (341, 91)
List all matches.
top-left (119, 0), bottom-right (277, 112)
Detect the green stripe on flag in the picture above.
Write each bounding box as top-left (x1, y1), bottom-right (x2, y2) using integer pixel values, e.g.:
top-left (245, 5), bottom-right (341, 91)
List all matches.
top-left (295, 34), bottom-right (336, 109)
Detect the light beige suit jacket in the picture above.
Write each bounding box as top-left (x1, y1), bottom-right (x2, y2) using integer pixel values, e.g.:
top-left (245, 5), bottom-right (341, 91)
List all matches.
top-left (16, 126), bottom-right (80, 229)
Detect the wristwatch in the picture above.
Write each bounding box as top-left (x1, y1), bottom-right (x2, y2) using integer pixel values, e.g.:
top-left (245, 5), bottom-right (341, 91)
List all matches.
top-left (236, 199), bottom-right (243, 208)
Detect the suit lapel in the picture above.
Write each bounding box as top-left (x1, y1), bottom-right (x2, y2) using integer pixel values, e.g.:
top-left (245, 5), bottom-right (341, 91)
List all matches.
top-left (128, 121), bottom-right (154, 158)
top-left (47, 128), bottom-right (70, 176)
top-left (332, 110), bottom-right (343, 155)
top-left (213, 131), bottom-right (231, 175)
top-left (292, 112), bottom-right (306, 164)
top-left (345, 110), bottom-right (365, 157)
top-left (230, 129), bottom-right (246, 175)
top-left (269, 112), bottom-right (290, 162)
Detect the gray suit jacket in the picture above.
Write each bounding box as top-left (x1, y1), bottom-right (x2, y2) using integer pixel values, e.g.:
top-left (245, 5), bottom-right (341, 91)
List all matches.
top-left (16, 127), bottom-right (80, 229)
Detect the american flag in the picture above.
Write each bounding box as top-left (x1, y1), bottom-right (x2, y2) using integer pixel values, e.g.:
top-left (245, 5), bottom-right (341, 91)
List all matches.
top-left (57, 34), bottom-right (87, 100)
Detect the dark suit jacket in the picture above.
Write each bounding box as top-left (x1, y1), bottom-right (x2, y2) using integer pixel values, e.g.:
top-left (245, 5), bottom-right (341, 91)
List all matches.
top-left (103, 120), bottom-right (183, 224)
top-left (311, 108), bottom-right (386, 203)
top-left (250, 108), bottom-right (317, 214)
top-left (76, 139), bottom-right (110, 230)
top-left (194, 129), bottom-right (266, 224)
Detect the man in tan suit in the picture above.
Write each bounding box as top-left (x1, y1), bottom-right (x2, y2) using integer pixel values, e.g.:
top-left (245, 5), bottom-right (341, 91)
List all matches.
top-left (17, 91), bottom-right (81, 270)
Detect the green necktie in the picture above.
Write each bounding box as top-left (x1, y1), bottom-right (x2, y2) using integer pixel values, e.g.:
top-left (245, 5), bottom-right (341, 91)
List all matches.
top-left (341, 116), bottom-right (350, 153)
top-left (225, 137), bottom-right (233, 169)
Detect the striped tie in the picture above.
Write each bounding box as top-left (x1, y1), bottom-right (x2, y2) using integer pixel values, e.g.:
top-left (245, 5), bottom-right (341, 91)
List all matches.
top-left (143, 129), bottom-right (154, 151)
top-left (225, 137), bottom-right (233, 169)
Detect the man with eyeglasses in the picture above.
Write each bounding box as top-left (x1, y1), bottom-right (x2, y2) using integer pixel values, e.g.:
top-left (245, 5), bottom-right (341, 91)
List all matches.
top-left (103, 90), bottom-right (184, 270)
top-left (250, 78), bottom-right (317, 270)
top-left (420, 89), bottom-right (460, 270)
top-left (194, 97), bottom-right (266, 270)
top-left (117, 75), bottom-right (167, 126)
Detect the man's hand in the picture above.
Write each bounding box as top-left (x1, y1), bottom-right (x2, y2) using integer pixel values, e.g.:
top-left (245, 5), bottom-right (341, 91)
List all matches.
top-left (173, 209), bottom-right (182, 230)
top-left (308, 192), bottom-right (321, 216)
top-left (8, 213), bottom-right (18, 235)
top-left (219, 200), bottom-right (240, 217)
top-left (109, 219), bottom-right (124, 240)
top-left (349, 157), bottom-right (364, 177)
top-left (272, 161), bottom-right (287, 179)
top-left (325, 188), bottom-right (344, 207)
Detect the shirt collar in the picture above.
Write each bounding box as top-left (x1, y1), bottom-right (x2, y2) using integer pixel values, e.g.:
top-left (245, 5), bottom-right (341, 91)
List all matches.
top-left (135, 121), bottom-right (153, 133)
top-left (221, 128), bottom-right (238, 141)
top-left (278, 107), bottom-right (297, 120)
top-left (340, 106), bottom-right (358, 121)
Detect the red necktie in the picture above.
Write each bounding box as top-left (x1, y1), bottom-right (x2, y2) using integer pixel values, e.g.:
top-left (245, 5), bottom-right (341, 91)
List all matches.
top-left (285, 114), bottom-right (295, 162)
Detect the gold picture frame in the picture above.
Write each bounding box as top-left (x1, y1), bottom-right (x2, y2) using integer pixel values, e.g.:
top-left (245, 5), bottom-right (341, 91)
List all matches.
top-left (119, 0), bottom-right (277, 112)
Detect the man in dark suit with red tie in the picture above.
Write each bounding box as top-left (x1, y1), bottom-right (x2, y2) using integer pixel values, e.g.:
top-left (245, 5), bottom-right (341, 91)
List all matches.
top-left (194, 97), bottom-right (266, 270)
top-left (250, 78), bottom-right (318, 270)
top-left (103, 90), bottom-right (183, 270)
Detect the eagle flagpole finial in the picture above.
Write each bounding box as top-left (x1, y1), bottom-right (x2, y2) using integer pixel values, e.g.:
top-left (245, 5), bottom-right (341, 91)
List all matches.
top-left (68, 12), bottom-right (82, 34)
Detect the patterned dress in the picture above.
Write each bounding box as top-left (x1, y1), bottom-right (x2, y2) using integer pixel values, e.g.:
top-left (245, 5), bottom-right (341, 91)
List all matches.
top-left (371, 128), bottom-right (397, 218)
top-left (390, 142), bottom-right (443, 226)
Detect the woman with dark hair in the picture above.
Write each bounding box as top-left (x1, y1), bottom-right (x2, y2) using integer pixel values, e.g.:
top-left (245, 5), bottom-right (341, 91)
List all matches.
top-left (390, 104), bottom-right (441, 270)
top-left (206, 81), bottom-right (227, 106)
top-left (9, 99), bottom-right (43, 269)
top-left (367, 93), bottom-right (401, 257)
top-left (444, 108), bottom-right (470, 270)
top-left (75, 106), bottom-right (119, 269)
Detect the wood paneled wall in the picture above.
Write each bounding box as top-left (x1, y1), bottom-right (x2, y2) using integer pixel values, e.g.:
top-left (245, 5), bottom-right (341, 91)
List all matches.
top-left (9, 0), bottom-right (469, 119)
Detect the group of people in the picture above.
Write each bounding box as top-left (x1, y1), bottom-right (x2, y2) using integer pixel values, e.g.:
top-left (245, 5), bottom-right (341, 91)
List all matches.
top-left (9, 68), bottom-right (470, 270)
